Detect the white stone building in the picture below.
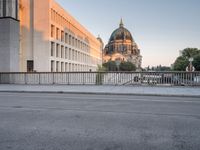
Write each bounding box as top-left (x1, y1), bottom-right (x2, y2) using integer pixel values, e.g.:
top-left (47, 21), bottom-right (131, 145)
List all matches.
top-left (0, 0), bottom-right (103, 72)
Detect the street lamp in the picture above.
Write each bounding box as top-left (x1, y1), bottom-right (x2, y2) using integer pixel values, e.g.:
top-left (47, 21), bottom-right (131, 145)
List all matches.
top-left (187, 57), bottom-right (195, 85)
top-left (188, 57), bottom-right (194, 72)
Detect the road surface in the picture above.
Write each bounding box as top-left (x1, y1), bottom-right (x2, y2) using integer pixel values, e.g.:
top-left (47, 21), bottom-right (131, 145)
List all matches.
top-left (0, 92), bottom-right (200, 150)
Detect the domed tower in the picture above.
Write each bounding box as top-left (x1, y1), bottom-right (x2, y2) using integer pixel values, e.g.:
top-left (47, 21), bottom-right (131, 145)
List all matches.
top-left (104, 19), bottom-right (142, 69)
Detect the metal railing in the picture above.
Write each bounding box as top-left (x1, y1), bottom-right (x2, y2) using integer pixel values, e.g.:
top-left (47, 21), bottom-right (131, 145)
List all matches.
top-left (0, 72), bottom-right (200, 86)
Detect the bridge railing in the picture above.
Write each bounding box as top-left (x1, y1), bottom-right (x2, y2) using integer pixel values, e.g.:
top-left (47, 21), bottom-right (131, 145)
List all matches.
top-left (0, 72), bottom-right (200, 86)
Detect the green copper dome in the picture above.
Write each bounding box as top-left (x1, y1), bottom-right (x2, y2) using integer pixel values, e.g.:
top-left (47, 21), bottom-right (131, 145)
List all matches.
top-left (109, 19), bottom-right (133, 42)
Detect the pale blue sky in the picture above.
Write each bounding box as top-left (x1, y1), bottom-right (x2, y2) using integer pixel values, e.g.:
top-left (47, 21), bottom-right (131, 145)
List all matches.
top-left (57, 0), bottom-right (200, 67)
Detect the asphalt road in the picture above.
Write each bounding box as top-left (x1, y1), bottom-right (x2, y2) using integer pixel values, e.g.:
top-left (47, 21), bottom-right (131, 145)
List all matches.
top-left (0, 93), bottom-right (200, 150)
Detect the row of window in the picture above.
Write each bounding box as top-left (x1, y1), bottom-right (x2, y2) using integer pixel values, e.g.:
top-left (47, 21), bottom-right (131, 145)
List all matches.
top-left (51, 42), bottom-right (94, 64)
top-left (107, 44), bottom-right (136, 55)
top-left (51, 25), bottom-right (89, 53)
top-left (109, 44), bottom-right (133, 51)
top-left (50, 61), bottom-right (94, 72)
top-left (51, 8), bottom-right (85, 41)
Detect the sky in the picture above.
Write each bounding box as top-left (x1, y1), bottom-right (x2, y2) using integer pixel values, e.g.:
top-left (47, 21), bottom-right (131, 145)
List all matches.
top-left (56, 0), bottom-right (200, 67)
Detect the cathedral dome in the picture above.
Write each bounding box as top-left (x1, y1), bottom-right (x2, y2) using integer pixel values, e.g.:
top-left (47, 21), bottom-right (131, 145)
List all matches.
top-left (109, 19), bottom-right (133, 42)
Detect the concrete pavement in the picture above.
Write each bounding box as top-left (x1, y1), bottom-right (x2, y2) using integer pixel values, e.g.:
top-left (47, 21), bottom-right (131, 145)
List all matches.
top-left (0, 93), bottom-right (200, 150)
top-left (0, 84), bottom-right (200, 97)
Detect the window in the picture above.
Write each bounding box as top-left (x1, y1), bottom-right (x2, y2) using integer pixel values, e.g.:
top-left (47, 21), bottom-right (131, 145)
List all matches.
top-left (75, 39), bottom-right (77, 48)
top-left (69, 35), bottom-right (71, 45)
top-left (72, 49), bottom-right (74, 60)
top-left (65, 47), bottom-right (68, 59)
top-left (51, 42), bottom-right (54, 56)
top-left (65, 63), bottom-right (68, 72)
top-left (72, 64), bottom-right (74, 71)
top-left (69, 63), bottom-right (71, 72)
top-left (69, 48), bottom-right (71, 60)
top-left (27, 60), bottom-right (34, 72)
top-left (72, 37), bottom-right (74, 46)
top-left (56, 28), bottom-right (59, 40)
top-left (65, 33), bottom-right (68, 44)
top-left (78, 40), bottom-right (80, 49)
top-left (51, 25), bottom-right (54, 38)
top-left (51, 61), bottom-right (54, 72)
top-left (56, 61), bottom-right (59, 72)
top-left (61, 31), bottom-right (64, 42)
top-left (61, 46), bottom-right (64, 58)
top-left (56, 44), bottom-right (59, 57)
top-left (61, 62), bottom-right (64, 72)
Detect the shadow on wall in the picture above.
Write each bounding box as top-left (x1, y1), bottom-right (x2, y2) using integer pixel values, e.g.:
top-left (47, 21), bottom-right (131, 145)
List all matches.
top-left (20, 26), bottom-right (49, 72)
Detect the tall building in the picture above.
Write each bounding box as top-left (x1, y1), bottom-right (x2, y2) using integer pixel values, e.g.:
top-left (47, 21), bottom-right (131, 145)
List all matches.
top-left (104, 19), bottom-right (142, 69)
top-left (0, 0), bottom-right (103, 72)
top-left (0, 0), bottom-right (20, 72)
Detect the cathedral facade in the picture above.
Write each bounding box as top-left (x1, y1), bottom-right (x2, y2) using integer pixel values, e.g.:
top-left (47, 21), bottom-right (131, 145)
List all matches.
top-left (103, 19), bottom-right (142, 69)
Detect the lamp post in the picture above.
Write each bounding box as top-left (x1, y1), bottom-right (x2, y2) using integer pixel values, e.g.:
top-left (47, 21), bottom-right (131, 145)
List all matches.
top-left (188, 57), bottom-right (194, 85)
top-left (188, 58), bottom-right (194, 72)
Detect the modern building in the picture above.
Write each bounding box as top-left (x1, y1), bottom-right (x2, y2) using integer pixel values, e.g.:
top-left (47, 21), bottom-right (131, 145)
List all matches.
top-left (103, 19), bottom-right (142, 69)
top-left (0, 0), bottom-right (19, 72)
top-left (0, 0), bottom-right (103, 72)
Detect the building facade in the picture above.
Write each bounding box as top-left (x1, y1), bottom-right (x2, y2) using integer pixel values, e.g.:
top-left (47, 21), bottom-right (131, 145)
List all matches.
top-left (0, 0), bottom-right (19, 72)
top-left (0, 0), bottom-right (103, 72)
top-left (103, 19), bottom-right (142, 69)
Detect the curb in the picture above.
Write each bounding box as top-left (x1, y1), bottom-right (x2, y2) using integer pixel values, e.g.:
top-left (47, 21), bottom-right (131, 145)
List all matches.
top-left (0, 90), bottom-right (200, 98)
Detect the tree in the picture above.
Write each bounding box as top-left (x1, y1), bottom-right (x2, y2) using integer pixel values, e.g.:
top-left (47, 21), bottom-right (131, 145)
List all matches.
top-left (96, 65), bottom-right (107, 85)
top-left (154, 65), bottom-right (171, 71)
top-left (96, 65), bottom-right (107, 72)
top-left (193, 54), bottom-right (200, 71)
top-left (173, 48), bottom-right (200, 71)
top-left (181, 48), bottom-right (200, 59)
top-left (173, 56), bottom-right (189, 71)
top-left (103, 61), bottom-right (117, 71)
top-left (119, 62), bottom-right (136, 71)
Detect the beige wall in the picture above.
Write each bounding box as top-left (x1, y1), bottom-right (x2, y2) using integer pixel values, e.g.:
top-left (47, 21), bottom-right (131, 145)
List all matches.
top-left (19, 0), bottom-right (102, 72)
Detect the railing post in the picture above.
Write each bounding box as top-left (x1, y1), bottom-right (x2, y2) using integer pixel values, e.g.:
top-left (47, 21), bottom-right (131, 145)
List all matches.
top-left (53, 73), bottom-right (55, 84)
top-left (24, 73), bottom-right (27, 84)
top-left (39, 73), bottom-right (41, 85)
top-left (140, 72), bottom-right (143, 85)
top-left (68, 73), bottom-right (70, 85)
top-left (83, 72), bottom-right (85, 85)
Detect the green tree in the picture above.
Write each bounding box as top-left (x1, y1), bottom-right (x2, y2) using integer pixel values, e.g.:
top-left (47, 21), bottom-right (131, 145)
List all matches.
top-left (97, 65), bottom-right (107, 72)
top-left (96, 65), bottom-right (106, 85)
top-left (181, 48), bottom-right (200, 59)
top-left (119, 62), bottom-right (136, 71)
top-left (173, 56), bottom-right (189, 71)
top-left (173, 48), bottom-right (200, 71)
top-left (193, 54), bottom-right (200, 71)
top-left (152, 65), bottom-right (171, 71)
top-left (103, 61), bottom-right (117, 71)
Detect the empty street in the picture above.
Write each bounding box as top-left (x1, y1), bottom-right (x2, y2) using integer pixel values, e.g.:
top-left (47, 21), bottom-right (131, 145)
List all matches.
top-left (0, 92), bottom-right (200, 150)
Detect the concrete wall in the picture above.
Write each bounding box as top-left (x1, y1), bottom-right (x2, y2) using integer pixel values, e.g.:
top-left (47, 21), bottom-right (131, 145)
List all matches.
top-left (0, 18), bottom-right (19, 72)
top-left (19, 0), bottom-right (50, 72)
top-left (33, 0), bottom-right (50, 72)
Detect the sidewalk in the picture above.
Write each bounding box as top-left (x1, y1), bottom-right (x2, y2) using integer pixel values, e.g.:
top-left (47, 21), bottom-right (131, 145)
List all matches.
top-left (0, 84), bottom-right (200, 97)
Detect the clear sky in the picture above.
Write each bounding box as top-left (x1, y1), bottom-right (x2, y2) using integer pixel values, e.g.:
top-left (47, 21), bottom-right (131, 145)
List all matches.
top-left (57, 0), bottom-right (200, 67)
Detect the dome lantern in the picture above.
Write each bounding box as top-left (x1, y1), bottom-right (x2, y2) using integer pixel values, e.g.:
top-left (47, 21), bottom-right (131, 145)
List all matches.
top-left (120, 18), bottom-right (124, 28)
